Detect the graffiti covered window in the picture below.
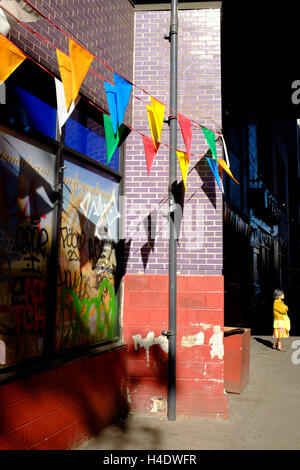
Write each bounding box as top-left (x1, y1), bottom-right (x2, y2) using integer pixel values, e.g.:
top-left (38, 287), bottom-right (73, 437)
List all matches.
top-left (56, 155), bottom-right (120, 352)
top-left (0, 131), bottom-right (57, 366)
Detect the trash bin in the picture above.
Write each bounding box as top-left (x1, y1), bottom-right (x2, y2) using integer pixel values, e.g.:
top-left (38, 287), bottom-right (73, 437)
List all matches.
top-left (223, 327), bottom-right (250, 393)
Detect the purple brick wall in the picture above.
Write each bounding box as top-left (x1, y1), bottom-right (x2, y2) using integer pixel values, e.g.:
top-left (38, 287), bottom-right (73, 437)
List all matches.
top-left (124, 8), bottom-right (223, 275)
top-left (8, 0), bottom-right (134, 125)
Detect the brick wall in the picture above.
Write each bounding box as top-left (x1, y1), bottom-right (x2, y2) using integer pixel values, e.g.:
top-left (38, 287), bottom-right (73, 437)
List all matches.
top-left (124, 274), bottom-right (227, 418)
top-left (8, 0), bottom-right (134, 125)
top-left (124, 8), bottom-right (223, 275)
top-left (0, 346), bottom-right (127, 450)
top-left (123, 7), bottom-right (228, 418)
top-left (0, 0), bottom-right (135, 450)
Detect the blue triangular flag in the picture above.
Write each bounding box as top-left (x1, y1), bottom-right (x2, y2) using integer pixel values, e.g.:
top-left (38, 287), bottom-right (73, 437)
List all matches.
top-left (206, 157), bottom-right (222, 191)
top-left (104, 81), bottom-right (118, 134)
top-left (114, 72), bottom-right (132, 127)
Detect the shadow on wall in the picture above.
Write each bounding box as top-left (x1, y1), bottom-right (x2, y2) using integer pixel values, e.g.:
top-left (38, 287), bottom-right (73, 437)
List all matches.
top-left (194, 150), bottom-right (217, 209)
top-left (0, 149), bottom-right (130, 449)
top-left (0, 140), bottom-right (222, 448)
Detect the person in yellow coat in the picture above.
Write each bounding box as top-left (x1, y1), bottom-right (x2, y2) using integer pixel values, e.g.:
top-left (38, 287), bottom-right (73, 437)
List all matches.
top-left (273, 289), bottom-right (290, 351)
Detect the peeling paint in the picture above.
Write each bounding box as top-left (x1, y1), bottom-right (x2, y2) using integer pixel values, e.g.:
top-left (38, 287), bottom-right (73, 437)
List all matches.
top-left (209, 325), bottom-right (224, 359)
top-left (200, 323), bottom-right (211, 330)
top-left (181, 331), bottom-right (205, 348)
top-left (150, 397), bottom-right (166, 413)
top-left (190, 323), bottom-right (211, 330)
top-left (133, 331), bottom-right (169, 364)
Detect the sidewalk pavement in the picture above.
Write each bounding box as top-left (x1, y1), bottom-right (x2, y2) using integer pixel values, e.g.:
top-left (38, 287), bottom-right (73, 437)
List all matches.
top-left (77, 336), bottom-right (300, 451)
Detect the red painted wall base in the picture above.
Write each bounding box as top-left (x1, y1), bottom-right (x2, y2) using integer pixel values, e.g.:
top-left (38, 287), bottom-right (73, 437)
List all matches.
top-left (123, 274), bottom-right (228, 419)
top-left (0, 346), bottom-right (127, 450)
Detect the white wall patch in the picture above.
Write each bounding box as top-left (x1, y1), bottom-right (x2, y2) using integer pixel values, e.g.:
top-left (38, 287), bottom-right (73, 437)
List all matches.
top-left (133, 331), bottom-right (169, 364)
top-left (181, 331), bottom-right (205, 348)
top-left (209, 325), bottom-right (224, 359)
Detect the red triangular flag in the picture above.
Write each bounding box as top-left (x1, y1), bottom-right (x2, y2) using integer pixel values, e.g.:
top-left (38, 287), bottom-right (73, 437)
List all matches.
top-left (178, 112), bottom-right (192, 161)
top-left (142, 134), bottom-right (160, 175)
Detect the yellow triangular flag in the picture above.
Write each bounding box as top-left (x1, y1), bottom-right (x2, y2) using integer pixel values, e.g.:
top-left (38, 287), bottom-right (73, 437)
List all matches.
top-left (0, 35), bottom-right (26, 84)
top-left (147, 96), bottom-right (165, 150)
top-left (56, 49), bottom-right (73, 111)
top-left (69, 39), bottom-right (94, 103)
top-left (176, 150), bottom-right (189, 190)
top-left (218, 158), bottom-right (239, 184)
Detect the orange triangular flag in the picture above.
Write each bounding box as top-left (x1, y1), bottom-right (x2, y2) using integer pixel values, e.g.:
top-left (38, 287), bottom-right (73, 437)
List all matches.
top-left (218, 158), bottom-right (239, 184)
top-left (57, 40), bottom-right (94, 111)
top-left (143, 134), bottom-right (160, 175)
top-left (69, 39), bottom-right (94, 103)
top-left (56, 49), bottom-right (73, 111)
top-left (176, 150), bottom-right (189, 190)
top-left (0, 34), bottom-right (26, 84)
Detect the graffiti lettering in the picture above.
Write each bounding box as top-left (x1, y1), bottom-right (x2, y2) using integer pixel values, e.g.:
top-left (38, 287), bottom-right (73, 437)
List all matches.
top-left (60, 278), bottom-right (116, 347)
top-left (9, 277), bottom-right (46, 333)
top-left (80, 188), bottom-right (120, 240)
top-left (58, 268), bottom-right (90, 299)
top-left (60, 227), bottom-right (86, 250)
top-left (88, 237), bottom-right (104, 269)
top-left (60, 226), bottom-right (86, 262)
top-left (15, 226), bottom-right (48, 257)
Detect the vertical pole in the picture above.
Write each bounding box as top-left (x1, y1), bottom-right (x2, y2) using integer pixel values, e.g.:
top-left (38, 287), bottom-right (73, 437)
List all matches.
top-left (168, 0), bottom-right (178, 421)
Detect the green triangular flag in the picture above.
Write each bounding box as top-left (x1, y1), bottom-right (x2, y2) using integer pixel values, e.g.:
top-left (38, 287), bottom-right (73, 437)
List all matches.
top-left (103, 114), bottom-right (126, 163)
top-left (201, 126), bottom-right (218, 163)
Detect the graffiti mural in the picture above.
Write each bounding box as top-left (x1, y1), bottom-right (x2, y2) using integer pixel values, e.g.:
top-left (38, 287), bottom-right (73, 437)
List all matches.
top-left (56, 156), bottom-right (120, 352)
top-left (0, 131), bottom-right (56, 365)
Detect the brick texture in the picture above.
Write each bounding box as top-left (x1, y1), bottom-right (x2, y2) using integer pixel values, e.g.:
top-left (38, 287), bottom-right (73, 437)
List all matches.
top-left (123, 274), bottom-right (228, 419)
top-left (0, 0), bottom-right (133, 450)
top-left (122, 8), bottom-right (227, 419)
top-left (0, 346), bottom-right (128, 450)
top-left (124, 8), bottom-right (223, 275)
top-left (8, 0), bottom-right (134, 125)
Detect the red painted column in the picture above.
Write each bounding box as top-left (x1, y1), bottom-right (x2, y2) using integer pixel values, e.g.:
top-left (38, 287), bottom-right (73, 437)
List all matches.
top-left (123, 274), bottom-right (228, 419)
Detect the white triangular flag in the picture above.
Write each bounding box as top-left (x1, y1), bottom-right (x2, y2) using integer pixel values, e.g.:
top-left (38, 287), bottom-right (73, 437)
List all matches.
top-left (55, 77), bottom-right (80, 136)
top-left (0, 0), bottom-right (40, 35)
top-left (0, 8), bottom-right (11, 35)
top-left (0, 0), bottom-right (40, 22)
top-left (221, 134), bottom-right (230, 168)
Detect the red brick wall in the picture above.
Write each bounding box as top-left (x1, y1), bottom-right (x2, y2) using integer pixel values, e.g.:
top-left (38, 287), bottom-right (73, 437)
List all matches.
top-left (123, 274), bottom-right (228, 419)
top-left (0, 346), bottom-right (127, 450)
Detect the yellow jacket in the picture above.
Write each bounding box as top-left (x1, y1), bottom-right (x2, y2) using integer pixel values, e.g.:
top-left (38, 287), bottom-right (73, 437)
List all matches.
top-left (273, 299), bottom-right (288, 320)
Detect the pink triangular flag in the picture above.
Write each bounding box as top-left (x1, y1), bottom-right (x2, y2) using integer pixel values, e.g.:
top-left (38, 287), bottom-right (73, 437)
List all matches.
top-left (178, 112), bottom-right (192, 161)
top-left (142, 134), bottom-right (160, 175)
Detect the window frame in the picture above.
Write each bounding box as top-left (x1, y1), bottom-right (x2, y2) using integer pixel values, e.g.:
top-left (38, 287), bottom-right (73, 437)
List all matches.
top-left (0, 101), bottom-right (125, 378)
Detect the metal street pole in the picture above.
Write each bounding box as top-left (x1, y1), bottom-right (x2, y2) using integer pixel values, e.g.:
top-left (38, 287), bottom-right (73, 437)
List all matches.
top-left (163, 0), bottom-right (178, 422)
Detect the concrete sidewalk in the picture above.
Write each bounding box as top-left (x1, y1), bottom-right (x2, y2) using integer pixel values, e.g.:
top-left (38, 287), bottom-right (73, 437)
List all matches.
top-left (77, 336), bottom-right (300, 450)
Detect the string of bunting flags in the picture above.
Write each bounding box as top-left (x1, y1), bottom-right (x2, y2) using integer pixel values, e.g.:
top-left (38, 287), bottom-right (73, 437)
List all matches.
top-left (0, 0), bottom-right (239, 191)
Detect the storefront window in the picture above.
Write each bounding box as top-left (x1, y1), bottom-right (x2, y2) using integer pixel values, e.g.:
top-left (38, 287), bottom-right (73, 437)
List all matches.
top-left (0, 61), bottom-right (124, 370)
top-left (64, 103), bottom-right (120, 172)
top-left (3, 61), bottom-right (57, 140)
top-left (0, 130), bottom-right (57, 366)
top-left (55, 154), bottom-right (120, 352)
